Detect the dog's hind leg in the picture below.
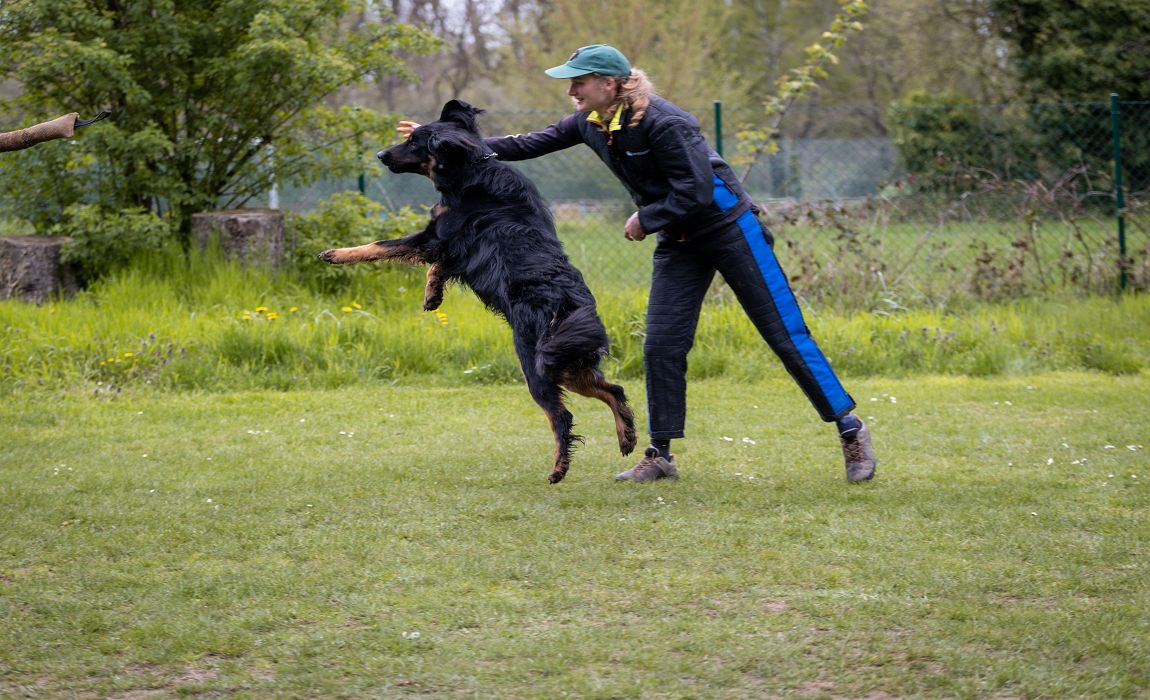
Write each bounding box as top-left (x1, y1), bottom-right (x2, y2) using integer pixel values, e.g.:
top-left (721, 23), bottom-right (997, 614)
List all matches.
top-left (517, 340), bottom-right (581, 484)
top-left (541, 397), bottom-right (580, 484)
top-left (563, 368), bottom-right (638, 456)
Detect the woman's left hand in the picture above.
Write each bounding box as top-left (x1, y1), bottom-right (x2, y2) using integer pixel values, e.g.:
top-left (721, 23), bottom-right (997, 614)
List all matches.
top-left (624, 212), bottom-right (646, 241)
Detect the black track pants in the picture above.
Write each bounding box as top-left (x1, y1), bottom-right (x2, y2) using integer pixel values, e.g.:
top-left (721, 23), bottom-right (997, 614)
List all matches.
top-left (644, 205), bottom-right (856, 440)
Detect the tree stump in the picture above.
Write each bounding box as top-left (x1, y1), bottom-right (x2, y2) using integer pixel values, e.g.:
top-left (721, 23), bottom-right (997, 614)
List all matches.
top-left (192, 209), bottom-right (285, 267)
top-left (0, 236), bottom-right (79, 304)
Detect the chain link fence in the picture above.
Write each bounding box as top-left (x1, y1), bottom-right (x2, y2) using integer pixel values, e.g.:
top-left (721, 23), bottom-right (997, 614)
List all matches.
top-left (279, 99), bottom-right (1149, 308)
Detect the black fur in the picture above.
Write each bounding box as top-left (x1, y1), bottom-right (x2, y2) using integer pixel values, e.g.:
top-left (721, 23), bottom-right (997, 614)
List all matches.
top-left (319, 100), bottom-right (637, 483)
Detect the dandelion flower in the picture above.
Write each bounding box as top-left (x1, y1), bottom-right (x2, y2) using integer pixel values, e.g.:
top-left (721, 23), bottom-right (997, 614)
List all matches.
top-left (341, 306), bottom-right (353, 314)
top-left (256, 306), bottom-right (269, 313)
top-left (266, 312), bottom-right (279, 320)
top-left (289, 306), bottom-right (299, 313)
top-left (351, 301), bottom-right (363, 310)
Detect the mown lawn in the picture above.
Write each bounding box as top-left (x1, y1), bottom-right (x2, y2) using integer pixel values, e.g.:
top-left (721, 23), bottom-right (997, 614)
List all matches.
top-left (2, 372), bottom-right (1147, 698)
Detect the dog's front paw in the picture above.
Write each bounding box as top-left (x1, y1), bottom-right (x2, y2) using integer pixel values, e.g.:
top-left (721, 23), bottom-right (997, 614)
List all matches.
top-left (422, 292), bottom-right (443, 312)
top-left (318, 249), bottom-right (343, 264)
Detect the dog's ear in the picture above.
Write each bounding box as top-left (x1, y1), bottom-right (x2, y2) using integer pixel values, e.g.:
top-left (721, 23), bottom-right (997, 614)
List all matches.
top-left (438, 100), bottom-right (484, 133)
top-left (427, 129), bottom-right (478, 169)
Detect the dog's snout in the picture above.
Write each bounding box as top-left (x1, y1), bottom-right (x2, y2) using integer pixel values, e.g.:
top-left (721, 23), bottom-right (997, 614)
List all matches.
top-left (376, 149), bottom-right (390, 165)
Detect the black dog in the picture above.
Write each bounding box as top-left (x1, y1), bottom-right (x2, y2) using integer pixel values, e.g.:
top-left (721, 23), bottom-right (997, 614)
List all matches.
top-left (319, 100), bottom-right (636, 483)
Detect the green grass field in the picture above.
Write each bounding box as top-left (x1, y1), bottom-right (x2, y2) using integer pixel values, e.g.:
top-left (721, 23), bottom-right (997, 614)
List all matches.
top-left (1, 241), bottom-right (1148, 697)
top-left (2, 373), bottom-right (1148, 698)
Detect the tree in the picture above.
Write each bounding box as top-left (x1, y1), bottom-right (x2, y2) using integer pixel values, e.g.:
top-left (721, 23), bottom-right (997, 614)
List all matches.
top-left (831, 0), bottom-right (1014, 111)
top-left (733, 0), bottom-right (867, 176)
top-left (0, 0), bottom-right (438, 237)
top-left (354, 0), bottom-right (509, 113)
top-left (497, 0), bottom-right (738, 111)
top-left (990, 0), bottom-right (1150, 188)
top-left (990, 0), bottom-right (1150, 100)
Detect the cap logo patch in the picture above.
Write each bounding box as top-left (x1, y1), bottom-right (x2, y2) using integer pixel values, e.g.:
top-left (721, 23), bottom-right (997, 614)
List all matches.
top-left (568, 50), bottom-right (580, 61)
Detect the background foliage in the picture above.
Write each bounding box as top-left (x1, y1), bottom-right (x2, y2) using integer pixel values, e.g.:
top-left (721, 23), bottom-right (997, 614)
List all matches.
top-left (0, 0), bottom-right (437, 237)
top-left (3, 6), bottom-right (1149, 695)
top-left (1, 0), bottom-right (1147, 312)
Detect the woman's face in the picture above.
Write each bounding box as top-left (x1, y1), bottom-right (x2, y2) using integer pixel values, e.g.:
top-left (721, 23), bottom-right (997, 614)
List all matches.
top-left (567, 75), bottom-right (619, 114)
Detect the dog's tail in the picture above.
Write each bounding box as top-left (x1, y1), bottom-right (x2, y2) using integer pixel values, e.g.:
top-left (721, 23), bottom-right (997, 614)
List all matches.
top-left (535, 305), bottom-right (609, 379)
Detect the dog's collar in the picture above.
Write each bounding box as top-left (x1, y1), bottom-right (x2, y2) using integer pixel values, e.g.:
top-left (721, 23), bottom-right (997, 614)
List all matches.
top-left (473, 152), bottom-right (498, 164)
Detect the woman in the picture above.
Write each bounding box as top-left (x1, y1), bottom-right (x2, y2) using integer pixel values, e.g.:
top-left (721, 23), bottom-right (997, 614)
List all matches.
top-left (400, 44), bottom-right (876, 483)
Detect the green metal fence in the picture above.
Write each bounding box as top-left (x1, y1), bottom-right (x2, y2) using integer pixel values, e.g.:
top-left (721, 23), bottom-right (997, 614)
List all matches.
top-left (279, 98), bottom-right (1149, 307)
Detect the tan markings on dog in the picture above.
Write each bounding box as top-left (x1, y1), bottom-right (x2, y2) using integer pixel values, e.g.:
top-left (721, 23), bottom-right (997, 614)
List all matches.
top-left (321, 242), bottom-right (392, 264)
top-left (423, 263), bottom-right (445, 311)
top-left (540, 411), bottom-right (572, 484)
top-left (563, 368), bottom-right (638, 456)
top-left (430, 202), bottom-right (448, 219)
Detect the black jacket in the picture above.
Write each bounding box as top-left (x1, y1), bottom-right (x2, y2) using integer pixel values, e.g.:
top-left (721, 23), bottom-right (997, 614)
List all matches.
top-left (484, 96), bottom-right (756, 240)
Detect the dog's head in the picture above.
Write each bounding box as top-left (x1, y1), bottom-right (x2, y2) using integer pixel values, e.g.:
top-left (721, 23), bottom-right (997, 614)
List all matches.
top-left (378, 100), bottom-right (488, 180)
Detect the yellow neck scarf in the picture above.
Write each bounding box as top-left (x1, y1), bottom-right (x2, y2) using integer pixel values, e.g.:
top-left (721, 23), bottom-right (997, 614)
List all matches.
top-left (588, 104), bottom-right (625, 144)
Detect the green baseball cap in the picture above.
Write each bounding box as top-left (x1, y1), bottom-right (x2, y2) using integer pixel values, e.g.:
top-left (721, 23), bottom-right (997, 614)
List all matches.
top-left (544, 44), bottom-right (631, 79)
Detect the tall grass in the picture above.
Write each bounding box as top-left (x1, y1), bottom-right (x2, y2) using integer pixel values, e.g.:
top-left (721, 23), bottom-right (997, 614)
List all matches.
top-left (1, 244), bottom-right (1148, 394)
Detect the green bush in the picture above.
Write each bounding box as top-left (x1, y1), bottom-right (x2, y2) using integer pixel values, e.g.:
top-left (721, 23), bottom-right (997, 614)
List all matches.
top-left (285, 192), bottom-right (426, 295)
top-left (886, 92), bottom-right (1038, 194)
top-left (56, 205), bottom-right (170, 283)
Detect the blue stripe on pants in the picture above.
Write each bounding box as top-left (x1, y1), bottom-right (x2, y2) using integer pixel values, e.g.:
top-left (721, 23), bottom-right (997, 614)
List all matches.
top-left (715, 177), bottom-right (854, 419)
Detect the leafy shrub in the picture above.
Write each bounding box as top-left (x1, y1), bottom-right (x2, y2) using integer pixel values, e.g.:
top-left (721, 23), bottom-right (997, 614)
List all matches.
top-left (56, 205), bottom-right (170, 283)
top-left (285, 192), bottom-right (426, 295)
top-left (0, 137), bottom-right (89, 232)
top-left (886, 92), bottom-right (1038, 194)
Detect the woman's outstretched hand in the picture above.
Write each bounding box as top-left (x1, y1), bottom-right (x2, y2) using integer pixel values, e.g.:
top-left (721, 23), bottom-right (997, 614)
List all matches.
top-left (397, 121), bottom-right (421, 140)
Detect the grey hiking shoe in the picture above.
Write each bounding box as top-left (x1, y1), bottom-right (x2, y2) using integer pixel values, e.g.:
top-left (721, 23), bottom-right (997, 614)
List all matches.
top-left (615, 447), bottom-right (679, 483)
top-left (839, 417), bottom-right (876, 482)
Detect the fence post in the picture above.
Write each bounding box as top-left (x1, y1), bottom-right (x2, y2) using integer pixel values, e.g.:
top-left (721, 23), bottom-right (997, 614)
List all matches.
top-left (713, 100), bottom-right (723, 158)
top-left (1109, 93), bottom-right (1128, 291)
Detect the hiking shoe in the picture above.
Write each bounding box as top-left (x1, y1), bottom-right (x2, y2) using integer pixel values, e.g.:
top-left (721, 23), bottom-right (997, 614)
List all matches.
top-left (839, 416), bottom-right (876, 482)
top-left (615, 447), bottom-right (679, 483)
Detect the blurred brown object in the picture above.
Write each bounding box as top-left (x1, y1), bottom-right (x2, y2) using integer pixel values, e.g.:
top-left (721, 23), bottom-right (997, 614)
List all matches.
top-left (0, 111), bottom-right (109, 152)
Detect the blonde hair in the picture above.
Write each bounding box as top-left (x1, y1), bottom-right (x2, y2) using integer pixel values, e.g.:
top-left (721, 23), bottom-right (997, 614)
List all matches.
top-left (593, 68), bottom-right (655, 130)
